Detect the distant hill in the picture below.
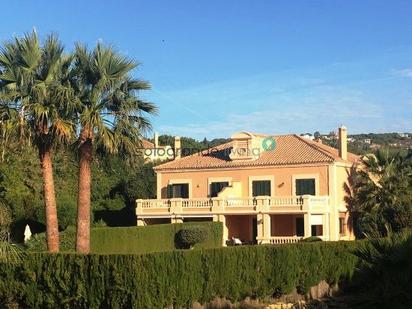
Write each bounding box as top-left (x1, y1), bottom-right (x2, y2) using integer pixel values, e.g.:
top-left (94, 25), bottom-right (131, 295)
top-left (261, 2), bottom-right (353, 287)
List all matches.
top-left (149, 135), bottom-right (230, 157)
top-left (151, 132), bottom-right (411, 156)
top-left (319, 132), bottom-right (412, 155)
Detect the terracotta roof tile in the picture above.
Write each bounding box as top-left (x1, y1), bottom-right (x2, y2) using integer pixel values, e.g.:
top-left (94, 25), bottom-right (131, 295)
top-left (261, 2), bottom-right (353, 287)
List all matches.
top-left (154, 134), bottom-right (359, 171)
top-left (141, 139), bottom-right (155, 149)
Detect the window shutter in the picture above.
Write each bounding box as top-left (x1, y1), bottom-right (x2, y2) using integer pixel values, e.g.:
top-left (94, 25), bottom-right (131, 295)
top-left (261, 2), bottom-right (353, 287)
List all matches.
top-left (263, 181), bottom-right (270, 195)
top-left (296, 179), bottom-right (315, 195)
top-left (252, 181), bottom-right (259, 197)
top-left (181, 184), bottom-right (189, 198)
top-left (167, 185), bottom-right (173, 198)
top-left (252, 180), bottom-right (271, 196)
top-left (210, 182), bottom-right (229, 197)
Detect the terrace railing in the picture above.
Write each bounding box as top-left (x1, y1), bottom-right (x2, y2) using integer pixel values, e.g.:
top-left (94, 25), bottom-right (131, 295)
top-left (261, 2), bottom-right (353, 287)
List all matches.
top-left (136, 195), bottom-right (329, 215)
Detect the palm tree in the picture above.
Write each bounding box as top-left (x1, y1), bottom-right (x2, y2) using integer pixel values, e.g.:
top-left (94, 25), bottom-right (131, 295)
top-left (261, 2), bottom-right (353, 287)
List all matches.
top-left (353, 229), bottom-right (412, 306)
top-left (346, 148), bottom-right (412, 237)
top-left (72, 43), bottom-right (157, 253)
top-left (0, 31), bottom-right (75, 252)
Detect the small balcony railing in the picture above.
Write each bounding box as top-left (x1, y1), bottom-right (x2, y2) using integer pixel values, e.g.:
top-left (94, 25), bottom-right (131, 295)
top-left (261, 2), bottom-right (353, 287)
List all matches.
top-left (182, 198), bottom-right (213, 208)
top-left (256, 235), bottom-right (329, 244)
top-left (257, 236), bottom-right (303, 244)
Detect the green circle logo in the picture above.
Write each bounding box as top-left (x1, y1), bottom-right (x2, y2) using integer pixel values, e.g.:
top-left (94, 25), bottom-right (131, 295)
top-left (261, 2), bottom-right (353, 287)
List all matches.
top-left (262, 137), bottom-right (276, 151)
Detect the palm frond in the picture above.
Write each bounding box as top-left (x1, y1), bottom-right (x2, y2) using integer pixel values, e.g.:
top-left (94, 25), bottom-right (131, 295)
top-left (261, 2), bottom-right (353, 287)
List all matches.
top-left (0, 31), bottom-right (77, 149)
top-left (0, 241), bottom-right (22, 264)
top-left (72, 42), bottom-right (157, 157)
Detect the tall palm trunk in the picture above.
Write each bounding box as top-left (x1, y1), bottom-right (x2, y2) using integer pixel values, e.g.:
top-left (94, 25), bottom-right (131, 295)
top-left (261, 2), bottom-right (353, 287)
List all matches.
top-left (39, 145), bottom-right (59, 252)
top-left (76, 129), bottom-right (93, 253)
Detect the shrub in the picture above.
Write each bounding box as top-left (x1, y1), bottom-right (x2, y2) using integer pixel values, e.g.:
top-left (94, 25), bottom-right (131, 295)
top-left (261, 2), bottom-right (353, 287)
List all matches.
top-left (93, 219), bottom-right (108, 228)
top-left (352, 230), bottom-right (412, 307)
top-left (0, 242), bottom-right (22, 264)
top-left (25, 226), bottom-right (76, 252)
top-left (175, 226), bottom-right (208, 249)
top-left (91, 222), bottom-right (221, 254)
top-left (0, 241), bottom-right (362, 308)
top-left (300, 236), bottom-right (322, 242)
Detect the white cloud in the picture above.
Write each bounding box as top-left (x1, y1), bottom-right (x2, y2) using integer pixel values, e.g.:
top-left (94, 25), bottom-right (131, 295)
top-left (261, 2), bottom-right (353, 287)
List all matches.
top-left (392, 68), bottom-right (412, 78)
top-left (151, 66), bottom-right (411, 139)
top-left (158, 87), bottom-right (385, 139)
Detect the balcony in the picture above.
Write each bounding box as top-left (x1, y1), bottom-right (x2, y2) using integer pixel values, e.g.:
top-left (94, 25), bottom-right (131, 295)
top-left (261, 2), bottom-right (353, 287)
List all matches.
top-left (136, 195), bottom-right (329, 217)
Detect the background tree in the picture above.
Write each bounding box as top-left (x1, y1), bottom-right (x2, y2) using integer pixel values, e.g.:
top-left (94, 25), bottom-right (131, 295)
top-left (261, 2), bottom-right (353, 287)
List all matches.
top-left (346, 148), bottom-right (412, 237)
top-left (0, 31), bottom-right (75, 252)
top-left (72, 43), bottom-right (157, 253)
top-left (156, 135), bottom-right (229, 157)
top-left (0, 103), bottom-right (19, 162)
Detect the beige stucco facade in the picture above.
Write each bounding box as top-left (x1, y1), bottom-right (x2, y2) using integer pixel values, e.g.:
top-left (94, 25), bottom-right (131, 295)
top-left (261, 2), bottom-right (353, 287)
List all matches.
top-left (157, 164), bottom-right (329, 198)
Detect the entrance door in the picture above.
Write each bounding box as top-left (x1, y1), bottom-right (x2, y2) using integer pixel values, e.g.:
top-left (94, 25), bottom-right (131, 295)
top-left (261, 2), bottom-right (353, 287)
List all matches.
top-left (296, 217), bottom-right (304, 237)
top-left (252, 218), bottom-right (257, 244)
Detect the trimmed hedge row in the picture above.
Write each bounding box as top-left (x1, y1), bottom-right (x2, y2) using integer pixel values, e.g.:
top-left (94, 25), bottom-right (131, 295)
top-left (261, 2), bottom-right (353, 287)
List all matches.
top-left (91, 222), bottom-right (222, 254)
top-left (0, 241), bottom-right (363, 308)
top-left (27, 222), bottom-right (223, 254)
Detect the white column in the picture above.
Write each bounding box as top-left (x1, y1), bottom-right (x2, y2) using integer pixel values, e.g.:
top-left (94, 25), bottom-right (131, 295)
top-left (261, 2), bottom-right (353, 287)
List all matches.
top-left (304, 212), bottom-right (311, 238)
top-left (156, 173), bottom-right (162, 199)
top-left (328, 164), bottom-right (339, 241)
top-left (322, 213), bottom-right (329, 240)
top-left (221, 215), bottom-right (228, 246)
top-left (263, 214), bottom-right (271, 243)
top-left (137, 218), bottom-right (145, 226)
top-left (257, 213), bottom-right (264, 243)
top-left (170, 198), bottom-right (183, 223)
top-left (257, 213), bottom-right (271, 244)
top-left (172, 217), bottom-right (183, 224)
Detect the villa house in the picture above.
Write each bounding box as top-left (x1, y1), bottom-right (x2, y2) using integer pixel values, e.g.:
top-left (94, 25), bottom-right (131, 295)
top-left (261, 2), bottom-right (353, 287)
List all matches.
top-left (136, 126), bottom-right (358, 245)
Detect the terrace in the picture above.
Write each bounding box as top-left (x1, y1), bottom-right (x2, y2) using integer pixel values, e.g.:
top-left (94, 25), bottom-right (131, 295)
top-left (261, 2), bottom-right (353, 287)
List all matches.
top-left (136, 195), bottom-right (330, 244)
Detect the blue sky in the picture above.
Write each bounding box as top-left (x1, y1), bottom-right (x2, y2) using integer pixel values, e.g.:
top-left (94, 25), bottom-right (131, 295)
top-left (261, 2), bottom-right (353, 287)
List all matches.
top-left (2, 1), bottom-right (412, 139)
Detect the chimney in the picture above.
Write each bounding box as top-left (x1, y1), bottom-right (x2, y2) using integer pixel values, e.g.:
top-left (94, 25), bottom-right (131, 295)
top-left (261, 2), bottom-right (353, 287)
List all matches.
top-left (174, 136), bottom-right (181, 159)
top-left (338, 125), bottom-right (347, 160)
top-left (154, 132), bottom-right (159, 148)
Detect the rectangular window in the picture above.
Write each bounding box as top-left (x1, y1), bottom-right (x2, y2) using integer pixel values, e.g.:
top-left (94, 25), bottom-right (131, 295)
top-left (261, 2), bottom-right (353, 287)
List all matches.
top-left (295, 178), bottom-right (316, 196)
top-left (252, 180), bottom-right (271, 197)
top-left (167, 183), bottom-right (189, 198)
top-left (210, 182), bottom-right (229, 197)
top-left (311, 225), bottom-right (323, 236)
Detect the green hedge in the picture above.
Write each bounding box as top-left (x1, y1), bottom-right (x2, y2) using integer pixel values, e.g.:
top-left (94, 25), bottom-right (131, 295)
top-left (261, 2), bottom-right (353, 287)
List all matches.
top-left (0, 241), bottom-right (363, 308)
top-left (26, 222), bottom-right (223, 254)
top-left (91, 222), bottom-right (222, 254)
